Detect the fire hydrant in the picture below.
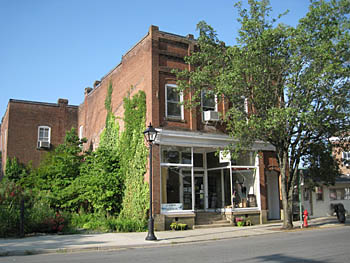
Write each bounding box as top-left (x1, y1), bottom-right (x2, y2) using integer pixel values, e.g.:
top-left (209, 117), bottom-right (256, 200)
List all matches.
top-left (303, 209), bottom-right (309, 228)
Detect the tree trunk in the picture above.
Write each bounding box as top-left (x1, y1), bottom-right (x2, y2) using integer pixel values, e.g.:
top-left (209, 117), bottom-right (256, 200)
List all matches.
top-left (279, 149), bottom-right (293, 229)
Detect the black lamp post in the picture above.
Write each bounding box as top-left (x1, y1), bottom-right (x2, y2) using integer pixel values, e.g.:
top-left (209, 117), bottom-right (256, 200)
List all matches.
top-left (143, 122), bottom-right (158, 241)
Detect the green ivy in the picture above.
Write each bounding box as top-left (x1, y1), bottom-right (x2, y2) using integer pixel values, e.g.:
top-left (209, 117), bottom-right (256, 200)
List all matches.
top-left (118, 91), bottom-right (149, 224)
top-left (76, 82), bottom-right (123, 215)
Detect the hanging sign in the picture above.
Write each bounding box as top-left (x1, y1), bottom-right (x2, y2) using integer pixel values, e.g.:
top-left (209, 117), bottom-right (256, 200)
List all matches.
top-left (219, 151), bottom-right (231, 163)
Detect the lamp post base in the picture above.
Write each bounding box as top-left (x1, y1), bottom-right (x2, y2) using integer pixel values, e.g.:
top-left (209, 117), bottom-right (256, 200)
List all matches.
top-left (145, 218), bottom-right (157, 241)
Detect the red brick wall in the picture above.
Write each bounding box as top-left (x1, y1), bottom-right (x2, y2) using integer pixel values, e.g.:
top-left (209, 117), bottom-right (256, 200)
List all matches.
top-left (1, 99), bottom-right (78, 173)
top-left (79, 27), bottom-right (154, 151)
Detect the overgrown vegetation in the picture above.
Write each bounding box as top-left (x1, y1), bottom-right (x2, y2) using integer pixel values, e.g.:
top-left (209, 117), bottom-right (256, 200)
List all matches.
top-left (118, 91), bottom-right (149, 225)
top-left (0, 84), bottom-right (148, 236)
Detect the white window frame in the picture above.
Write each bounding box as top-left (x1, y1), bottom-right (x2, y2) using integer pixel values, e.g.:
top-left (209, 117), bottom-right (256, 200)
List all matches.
top-left (342, 151), bottom-right (350, 166)
top-left (165, 84), bottom-right (184, 120)
top-left (38, 126), bottom-right (51, 144)
top-left (79, 125), bottom-right (84, 140)
top-left (201, 90), bottom-right (218, 112)
top-left (244, 97), bottom-right (248, 113)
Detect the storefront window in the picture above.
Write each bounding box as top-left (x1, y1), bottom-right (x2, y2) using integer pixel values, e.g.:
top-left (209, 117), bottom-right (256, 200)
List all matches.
top-left (160, 145), bottom-right (259, 213)
top-left (162, 146), bottom-right (192, 164)
top-left (329, 188), bottom-right (348, 200)
top-left (194, 153), bottom-right (203, 168)
top-left (161, 167), bottom-right (193, 211)
top-left (224, 169), bottom-right (231, 207)
top-left (232, 151), bottom-right (256, 166)
top-left (207, 152), bottom-right (228, 169)
top-left (232, 169), bottom-right (258, 208)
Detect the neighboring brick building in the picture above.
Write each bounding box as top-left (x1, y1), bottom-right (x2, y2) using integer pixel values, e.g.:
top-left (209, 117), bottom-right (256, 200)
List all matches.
top-left (0, 98), bottom-right (78, 176)
top-left (300, 139), bottom-right (350, 218)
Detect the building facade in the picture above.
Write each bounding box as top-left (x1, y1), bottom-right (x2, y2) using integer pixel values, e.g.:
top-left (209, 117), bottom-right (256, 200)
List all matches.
top-left (301, 148), bottom-right (350, 218)
top-left (0, 98), bottom-right (78, 177)
top-left (1, 26), bottom-right (282, 229)
top-left (78, 26), bottom-right (281, 230)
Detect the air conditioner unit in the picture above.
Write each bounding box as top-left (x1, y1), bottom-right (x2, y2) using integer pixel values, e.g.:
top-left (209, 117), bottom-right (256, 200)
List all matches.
top-left (38, 141), bottom-right (50, 149)
top-left (204, 111), bottom-right (219, 122)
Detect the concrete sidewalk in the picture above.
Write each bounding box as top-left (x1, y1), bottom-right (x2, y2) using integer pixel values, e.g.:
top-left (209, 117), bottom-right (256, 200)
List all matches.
top-left (0, 217), bottom-right (345, 257)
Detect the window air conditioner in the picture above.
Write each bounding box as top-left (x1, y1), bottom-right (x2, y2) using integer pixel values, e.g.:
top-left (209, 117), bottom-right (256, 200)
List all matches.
top-left (204, 111), bottom-right (219, 122)
top-left (38, 141), bottom-right (50, 149)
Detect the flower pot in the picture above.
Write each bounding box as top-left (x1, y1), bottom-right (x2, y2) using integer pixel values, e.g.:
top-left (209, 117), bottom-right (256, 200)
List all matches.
top-left (237, 221), bottom-right (244, 227)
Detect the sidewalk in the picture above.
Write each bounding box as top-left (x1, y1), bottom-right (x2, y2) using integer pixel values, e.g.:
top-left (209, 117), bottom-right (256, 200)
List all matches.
top-left (0, 217), bottom-right (346, 257)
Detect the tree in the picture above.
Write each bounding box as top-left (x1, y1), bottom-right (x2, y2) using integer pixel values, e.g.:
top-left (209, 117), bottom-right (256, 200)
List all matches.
top-left (71, 82), bottom-right (124, 215)
top-left (176, 0), bottom-right (350, 228)
top-left (5, 157), bottom-right (29, 182)
top-left (29, 128), bottom-right (86, 210)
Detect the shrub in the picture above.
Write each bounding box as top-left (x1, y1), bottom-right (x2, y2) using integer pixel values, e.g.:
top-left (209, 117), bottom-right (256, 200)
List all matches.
top-left (0, 180), bottom-right (70, 237)
top-left (170, 222), bottom-right (188, 231)
top-left (114, 217), bottom-right (147, 232)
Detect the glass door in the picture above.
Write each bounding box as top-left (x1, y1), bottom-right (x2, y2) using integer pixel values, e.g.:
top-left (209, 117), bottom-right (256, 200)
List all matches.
top-left (208, 170), bottom-right (223, 209)
top-left (181, 170), bottom-right (205, 210)
top-left (195, 175), bottom-right (205, 210)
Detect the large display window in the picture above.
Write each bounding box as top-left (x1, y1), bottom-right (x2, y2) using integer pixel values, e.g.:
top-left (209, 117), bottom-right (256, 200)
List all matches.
top-left (160, 146), bottom-right (260, 213)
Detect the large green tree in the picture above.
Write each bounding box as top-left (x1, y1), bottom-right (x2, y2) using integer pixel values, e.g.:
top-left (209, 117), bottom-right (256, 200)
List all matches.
top-left (176, 0), bottom-right (350, 228)
top-left (24, 128), bottom-right (86, 210)
top-left (70, 82), bottom-right (124, 214)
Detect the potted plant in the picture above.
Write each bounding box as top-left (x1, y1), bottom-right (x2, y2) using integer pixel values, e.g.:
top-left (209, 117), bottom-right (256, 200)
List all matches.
top-left (235, 217), bottom-right (245, 227)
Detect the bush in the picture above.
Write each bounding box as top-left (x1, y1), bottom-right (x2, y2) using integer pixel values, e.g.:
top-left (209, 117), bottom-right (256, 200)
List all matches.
top-left (170, 222), bottom-right (188, 231)
top-left (113, 217), bottom-right (147, 232)
top-left (0, 180), bottom-right (24, 237)
top-left (70, 213), bottom-right (112, 232)
top-left (0, 180), bottom-right (70, 237)
top-left (69, 213), bottom-right (147, 233)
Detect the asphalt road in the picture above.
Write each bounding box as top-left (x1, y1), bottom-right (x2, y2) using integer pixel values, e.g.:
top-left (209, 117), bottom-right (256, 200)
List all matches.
top-left (1, 226), bottom-right (349, 263)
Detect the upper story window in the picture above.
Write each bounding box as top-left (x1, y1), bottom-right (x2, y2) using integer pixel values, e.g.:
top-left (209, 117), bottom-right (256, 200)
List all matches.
top-left (165, 84), bottom-right (183, 120)
top-left (342, 151), bottom-right (350, 166)
top-left (79, 125), bottom-right (84, 140)
top-left (201, 90), bottom-right (217, 112)
top-left (202, 90), bottom-right (219, 122)
top-left (37, 126), bottom-right (51, 149)
top-left (244, 97), bottom-right (248, 113)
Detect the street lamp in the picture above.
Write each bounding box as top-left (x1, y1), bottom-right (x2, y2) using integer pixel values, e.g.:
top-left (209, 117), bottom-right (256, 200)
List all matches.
top-left (143, 122), bottom-right (158, 241)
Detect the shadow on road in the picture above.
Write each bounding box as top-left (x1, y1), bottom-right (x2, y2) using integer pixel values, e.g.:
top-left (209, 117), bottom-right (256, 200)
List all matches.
top-left (254, 253), bottom-right (326, 263)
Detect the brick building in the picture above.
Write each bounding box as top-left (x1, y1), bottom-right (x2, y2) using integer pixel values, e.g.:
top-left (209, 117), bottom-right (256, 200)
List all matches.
top-left (0, 98), bottom-right (78, 177)
top-left (300, 139), bottom-right (350, 218)
top-left (1, 25), bottom-right (282, 230)
top-left (78, 26), bottom-right (281, 230)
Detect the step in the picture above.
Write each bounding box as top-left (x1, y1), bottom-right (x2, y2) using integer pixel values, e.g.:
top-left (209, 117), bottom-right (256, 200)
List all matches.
top-left (196, 219), bottom-right (230, 225)
top-left (194, 222), bottom-right (234, 229)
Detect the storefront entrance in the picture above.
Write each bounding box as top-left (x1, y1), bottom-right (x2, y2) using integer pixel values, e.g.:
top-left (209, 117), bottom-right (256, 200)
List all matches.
top-left (179, 168), bottom-right (232, 211)
top-left (195, 175), bottom-right (205, 210)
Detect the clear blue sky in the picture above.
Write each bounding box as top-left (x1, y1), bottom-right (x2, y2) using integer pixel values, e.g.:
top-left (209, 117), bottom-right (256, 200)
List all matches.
top-left (0, 0), bottom-right (310, 119)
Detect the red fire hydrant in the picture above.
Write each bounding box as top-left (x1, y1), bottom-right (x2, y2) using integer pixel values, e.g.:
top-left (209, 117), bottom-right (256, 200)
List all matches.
top-left (303, 209), bottom-right (308, 228)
